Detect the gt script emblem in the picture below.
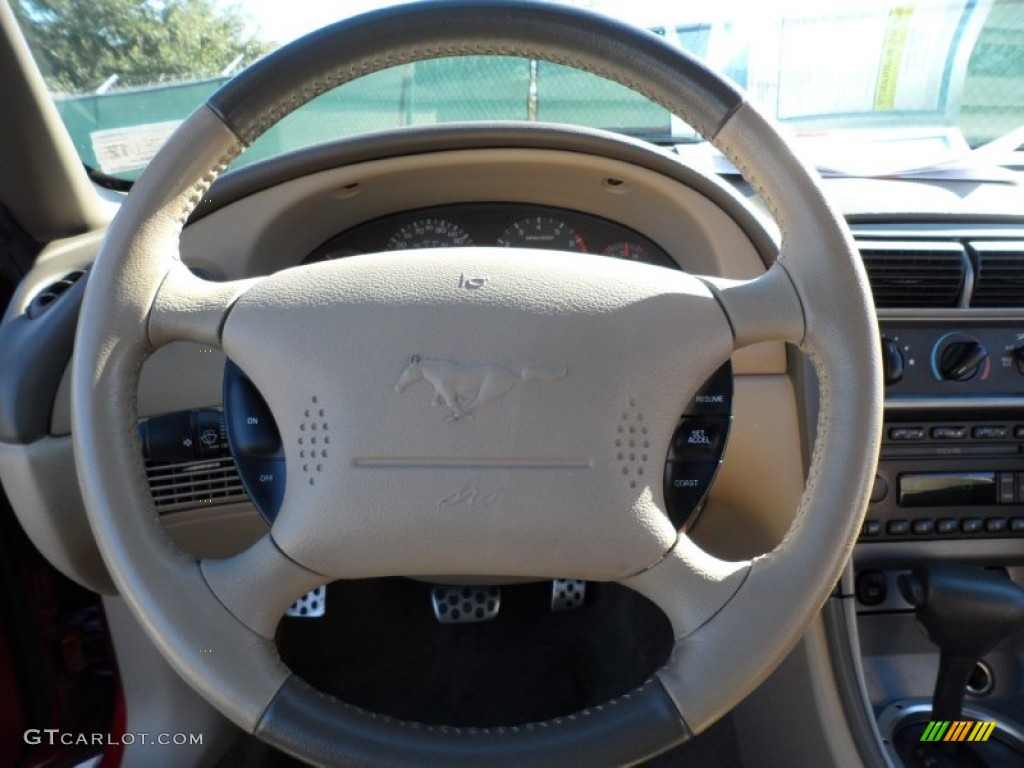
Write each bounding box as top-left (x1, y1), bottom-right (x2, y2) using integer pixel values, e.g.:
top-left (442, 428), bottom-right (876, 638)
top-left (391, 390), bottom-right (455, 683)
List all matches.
top-left (395, 356), bottom-right (567, 421)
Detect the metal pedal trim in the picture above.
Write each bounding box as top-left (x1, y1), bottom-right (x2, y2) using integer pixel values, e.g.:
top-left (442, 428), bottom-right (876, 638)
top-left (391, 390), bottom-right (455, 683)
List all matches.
top-left (285, 585), bottom-right (326, 618)
top-left (551, 579), bottom-right (586, 611)
top-left (431, 585), bottom-right (501, 623)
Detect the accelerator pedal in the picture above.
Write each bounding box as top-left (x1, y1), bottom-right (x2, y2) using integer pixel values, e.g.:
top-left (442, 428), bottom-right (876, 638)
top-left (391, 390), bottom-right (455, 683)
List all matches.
top-left (285, 585), bottom-right (326, 618)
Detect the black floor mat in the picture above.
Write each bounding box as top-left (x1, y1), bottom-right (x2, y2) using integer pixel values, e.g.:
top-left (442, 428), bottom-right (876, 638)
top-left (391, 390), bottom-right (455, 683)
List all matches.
top-left (277, 578), bottom-right (672, 726)
top-left (216, 577), bottom-right (744, 765)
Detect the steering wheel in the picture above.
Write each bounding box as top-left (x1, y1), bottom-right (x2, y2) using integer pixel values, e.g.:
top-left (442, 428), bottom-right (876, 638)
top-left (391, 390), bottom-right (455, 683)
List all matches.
top-left (71, 1), bottom-right (881, 765)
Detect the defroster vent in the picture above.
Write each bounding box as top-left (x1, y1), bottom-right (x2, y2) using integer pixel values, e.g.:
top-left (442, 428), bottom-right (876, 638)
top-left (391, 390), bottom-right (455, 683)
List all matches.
top-left (969, 241), bottom-right (1024, 308)
top-left (857, 241), bottom-right (967, 309)
top-left (146, 457), bottom-right (248, 510)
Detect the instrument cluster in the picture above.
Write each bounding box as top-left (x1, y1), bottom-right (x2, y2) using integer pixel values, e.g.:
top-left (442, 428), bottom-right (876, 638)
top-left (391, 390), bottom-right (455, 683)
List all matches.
top-left (304, 203), bottom-right (676, 268)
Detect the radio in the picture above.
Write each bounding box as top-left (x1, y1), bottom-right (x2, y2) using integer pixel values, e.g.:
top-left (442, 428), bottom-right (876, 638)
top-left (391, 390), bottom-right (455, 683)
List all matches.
top-left (863, 418), bottom-right (1024, 541)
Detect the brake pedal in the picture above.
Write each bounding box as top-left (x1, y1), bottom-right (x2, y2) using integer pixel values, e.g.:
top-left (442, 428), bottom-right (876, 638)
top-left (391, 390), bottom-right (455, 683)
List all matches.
top-left (431, 585), bottom-right (501, 624)
top-left (551, 579), bottom-right (586, 611)
top-left (285, 585), bottom-right (326, 618)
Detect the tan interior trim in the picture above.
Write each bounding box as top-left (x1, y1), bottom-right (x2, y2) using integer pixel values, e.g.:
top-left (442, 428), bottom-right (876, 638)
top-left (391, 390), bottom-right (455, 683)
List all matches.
top-left (0, 4), bottom-right (113, 240)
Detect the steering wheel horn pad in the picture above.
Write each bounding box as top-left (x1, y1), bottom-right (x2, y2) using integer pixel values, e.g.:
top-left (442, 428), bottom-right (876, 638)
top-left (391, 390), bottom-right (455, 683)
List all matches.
top-left (222, 249), bottom-right (731, 582)
top-left (71, 1), bottom-right (881, 765)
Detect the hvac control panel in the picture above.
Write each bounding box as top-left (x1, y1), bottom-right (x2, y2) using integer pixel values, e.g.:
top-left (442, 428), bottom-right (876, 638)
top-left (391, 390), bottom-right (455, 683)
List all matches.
top-left (864, 319), bottom-right (1024, 543)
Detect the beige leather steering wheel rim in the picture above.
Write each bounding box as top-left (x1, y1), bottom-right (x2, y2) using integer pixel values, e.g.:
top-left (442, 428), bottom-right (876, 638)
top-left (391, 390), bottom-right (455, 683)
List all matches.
top-left (71, 1), bottom-right (882, 765)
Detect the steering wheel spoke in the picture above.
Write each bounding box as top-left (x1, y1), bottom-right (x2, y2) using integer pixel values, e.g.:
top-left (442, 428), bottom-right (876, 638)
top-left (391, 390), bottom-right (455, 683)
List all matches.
top-left (200, 532), bottom-right (327, 639)
top-left (623, 535), bottom-right (749, 642)
top-left (148, 261), bottom-right (257, 348)
top-left (699, 262), bottom-right (805, 351)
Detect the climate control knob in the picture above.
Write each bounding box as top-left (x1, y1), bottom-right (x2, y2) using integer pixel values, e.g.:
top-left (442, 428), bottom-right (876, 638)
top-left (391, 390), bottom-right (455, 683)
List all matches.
top-left (1014, 346), bottom-right (1024, 375)
top-left (881, 338), bottom-right (905, 385)
top-left (938, 340), bottom-right (988, 381)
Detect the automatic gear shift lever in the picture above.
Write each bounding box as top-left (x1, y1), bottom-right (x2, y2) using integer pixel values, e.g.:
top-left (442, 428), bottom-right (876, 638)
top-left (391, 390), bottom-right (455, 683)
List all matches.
top-left (898, 564), bottom-right (1024, 721)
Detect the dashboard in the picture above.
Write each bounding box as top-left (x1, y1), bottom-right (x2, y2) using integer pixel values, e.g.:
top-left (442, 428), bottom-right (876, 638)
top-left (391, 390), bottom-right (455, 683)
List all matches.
top-left (0, 126), bottom-right (798, 590)
top-left (2, 120), bottom-right (1024, 767)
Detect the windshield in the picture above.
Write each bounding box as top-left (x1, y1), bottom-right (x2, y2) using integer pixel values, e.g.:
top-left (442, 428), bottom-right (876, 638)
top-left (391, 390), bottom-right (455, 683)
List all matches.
top-left (12, 0), bottom-right (1024, 181)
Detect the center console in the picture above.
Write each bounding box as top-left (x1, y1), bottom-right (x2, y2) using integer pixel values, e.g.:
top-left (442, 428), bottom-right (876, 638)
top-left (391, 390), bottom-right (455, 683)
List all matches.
top-left (863, 317), bottom-right (1024, 543)
top-left (847, 229), bottom-right (1024, 765)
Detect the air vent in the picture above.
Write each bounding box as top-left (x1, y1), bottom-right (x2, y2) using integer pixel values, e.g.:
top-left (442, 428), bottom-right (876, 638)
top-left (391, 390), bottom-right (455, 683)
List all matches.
top-left (26, 270), bottom-right (86, 319)
top-left (145, 457), bottom-right (248, 512)
top-left (969, 241), bottom-right (1024, 308)
top-left (857, 241), bottom-right (966, 308)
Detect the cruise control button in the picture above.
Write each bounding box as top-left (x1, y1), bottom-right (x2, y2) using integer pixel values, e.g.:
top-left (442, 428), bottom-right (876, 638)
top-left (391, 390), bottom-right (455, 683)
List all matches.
top-left (663, 462), bottom-right (718, 529)
top-left (685, 363), bottom-right (733, 416)
top-left (224, 362), bottom-right (283, 457)
top-left (238, 457), bottom-right (286, 523)
top-left (936, 518), bottom-right (958, 534)
top-left (670, 418), bottom-right (728, 461)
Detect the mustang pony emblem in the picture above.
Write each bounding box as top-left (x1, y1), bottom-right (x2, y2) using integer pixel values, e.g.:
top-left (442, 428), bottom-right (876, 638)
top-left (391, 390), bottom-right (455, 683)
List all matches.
top-left (395, 356), bottom-right (567, 421)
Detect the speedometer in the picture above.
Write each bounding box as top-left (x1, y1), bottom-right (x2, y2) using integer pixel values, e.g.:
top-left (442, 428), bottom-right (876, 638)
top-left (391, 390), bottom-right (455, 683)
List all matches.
top-left (497, 217), bottom-right (588, 252)
top-left (387, 218), bottom-right (473, 249)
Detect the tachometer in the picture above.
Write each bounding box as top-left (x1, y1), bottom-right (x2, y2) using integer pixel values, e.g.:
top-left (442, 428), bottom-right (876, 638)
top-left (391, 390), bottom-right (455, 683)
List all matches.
top-left (387, 218), bottom-right (473, 249)
top-left (497, 217), bottom-right (587, 252)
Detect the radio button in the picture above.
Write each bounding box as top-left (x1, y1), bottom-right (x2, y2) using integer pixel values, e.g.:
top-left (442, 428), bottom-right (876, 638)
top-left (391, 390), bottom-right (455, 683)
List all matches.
top-left (961, 517), bottom-right (984, 534)
top-left (870, 475), bottom-right (889, 503)
top-left (999, 472), bottom-right (1017, 504)
top-left (1011, 518), bottom-right (1024, 533)
top-left (887, 519), bottom-right (911, 536)
top-left (889, 427), bottom-right (926, 441)
top-left (931, 426), bottom-right (966, 440)
top-left (986, 517), bottom-right (1008, 533)
top-left (912, 519), bottom-right (934, 535)
top-left (936, 518), bottom-right (958, 534)
top-left (973, 425), bottom-right (1009, 440)
top-left (862, 519), bottom-right (881, 537)
top-left (1015, 426), bottom-right (1024, 440)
